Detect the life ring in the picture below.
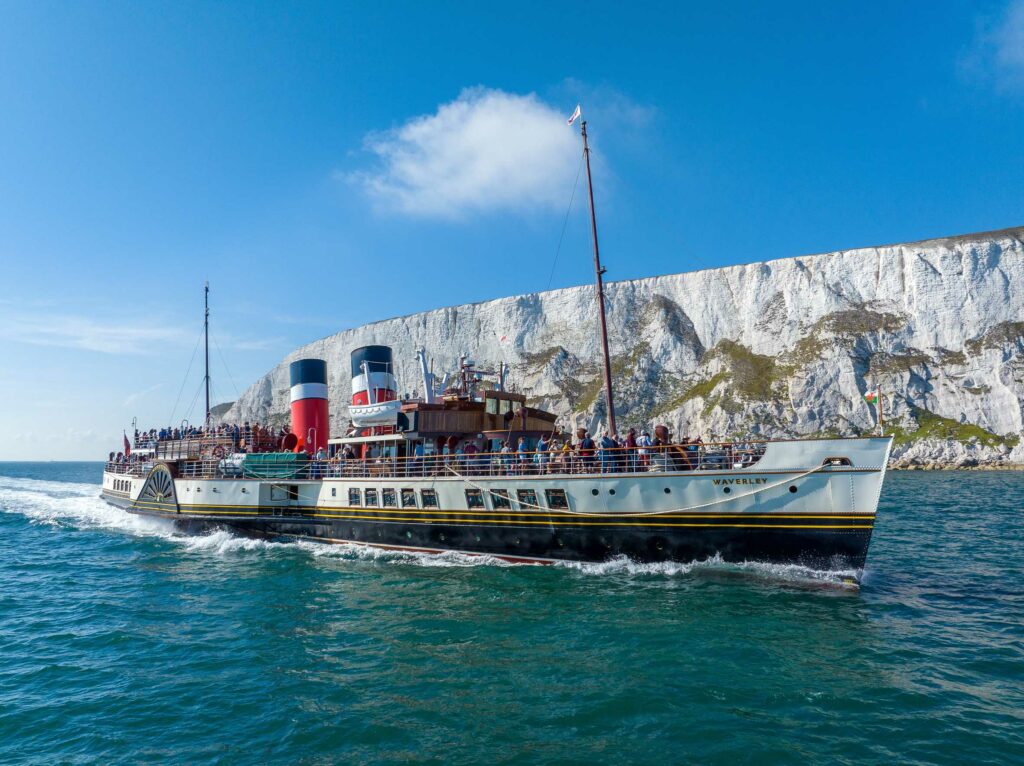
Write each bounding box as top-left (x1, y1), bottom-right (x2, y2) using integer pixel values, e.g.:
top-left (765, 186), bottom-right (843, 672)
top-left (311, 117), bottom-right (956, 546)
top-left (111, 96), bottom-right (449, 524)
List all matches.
top-left (212, 445), bottom-right (226, 459)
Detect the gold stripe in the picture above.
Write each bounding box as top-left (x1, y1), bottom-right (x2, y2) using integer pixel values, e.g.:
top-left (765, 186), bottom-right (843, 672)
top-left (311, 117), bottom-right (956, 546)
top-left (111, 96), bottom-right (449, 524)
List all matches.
top-left (167, 501), bottom-right (873, 520)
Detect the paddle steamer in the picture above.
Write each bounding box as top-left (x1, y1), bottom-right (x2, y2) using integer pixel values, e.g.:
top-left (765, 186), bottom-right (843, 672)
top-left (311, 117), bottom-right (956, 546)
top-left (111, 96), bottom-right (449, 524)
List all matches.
top-left (101, 110), bottom-right (892, 579)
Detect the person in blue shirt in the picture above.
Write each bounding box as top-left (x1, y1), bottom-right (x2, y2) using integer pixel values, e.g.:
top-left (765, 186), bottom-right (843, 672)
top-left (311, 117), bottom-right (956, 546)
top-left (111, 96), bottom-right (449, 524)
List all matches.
top-left (599, 431), bottom-right (617, 474)
top-left (412, 442), bottom-right (425, 476)
top-left (517, 437), bottom-right (531, 475)
top-left (536, 434), bottom-right (549, 474)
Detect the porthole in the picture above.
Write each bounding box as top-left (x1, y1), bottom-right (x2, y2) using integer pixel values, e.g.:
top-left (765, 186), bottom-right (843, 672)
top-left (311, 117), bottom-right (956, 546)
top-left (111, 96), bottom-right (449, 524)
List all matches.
top-left (439, 533), bottom-right (446, 541)
top-left (557, 538), bottom-right (564, 547)
top-left (789, 485), bottom-right (798, 493)
top-left (514, 538), bottom-right (521, 545)
top-left (723, 486), bottom-right (731, 494)
top-left (475, 535), bottom-right (481, 542)
top-left (406, 531), bottom-right (413, 539)
top-left (591, 488), bottom-right (599, 496)
top-left (609, 489), bottom-right (616, 496)
top-left (664, 487), bottom-right (671, 494)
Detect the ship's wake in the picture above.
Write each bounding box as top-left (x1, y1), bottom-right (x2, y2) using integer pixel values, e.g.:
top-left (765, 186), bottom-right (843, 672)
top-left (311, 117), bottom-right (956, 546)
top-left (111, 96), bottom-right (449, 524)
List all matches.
top-left (0, 476), bottom-right (861, 589)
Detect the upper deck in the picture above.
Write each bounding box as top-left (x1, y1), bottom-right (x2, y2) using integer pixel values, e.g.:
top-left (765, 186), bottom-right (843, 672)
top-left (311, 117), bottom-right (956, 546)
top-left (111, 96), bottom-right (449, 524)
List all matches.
top-left (102, 436), bottom-right (892, 482)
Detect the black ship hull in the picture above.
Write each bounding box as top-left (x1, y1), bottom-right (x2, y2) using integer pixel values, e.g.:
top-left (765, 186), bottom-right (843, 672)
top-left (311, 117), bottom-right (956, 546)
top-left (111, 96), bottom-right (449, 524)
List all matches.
top-left (103, 494), bottom-right (875, 575)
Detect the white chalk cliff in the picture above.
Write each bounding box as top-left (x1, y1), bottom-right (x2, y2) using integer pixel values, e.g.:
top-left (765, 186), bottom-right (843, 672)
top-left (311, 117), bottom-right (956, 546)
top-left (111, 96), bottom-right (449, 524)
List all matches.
top-left (223, 226), bottom-right (1024, 467)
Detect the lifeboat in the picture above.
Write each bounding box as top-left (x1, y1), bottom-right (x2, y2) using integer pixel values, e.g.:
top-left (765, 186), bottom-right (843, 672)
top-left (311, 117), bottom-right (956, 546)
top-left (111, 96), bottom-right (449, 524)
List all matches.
top-left (349, 398), bottom-right (403, 426)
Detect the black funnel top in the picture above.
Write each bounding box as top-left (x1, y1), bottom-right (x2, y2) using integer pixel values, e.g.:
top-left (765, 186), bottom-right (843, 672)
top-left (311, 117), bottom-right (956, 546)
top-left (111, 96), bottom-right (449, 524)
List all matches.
top-left (351, 345), bottom-right (393, 377)
top-left (290, 358), bottom-right (327, 386)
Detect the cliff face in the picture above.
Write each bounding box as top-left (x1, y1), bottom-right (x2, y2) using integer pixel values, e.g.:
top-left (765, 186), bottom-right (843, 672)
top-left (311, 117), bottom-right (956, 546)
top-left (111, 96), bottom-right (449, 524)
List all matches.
top-left (222, 226), bottom-right (1024, 467)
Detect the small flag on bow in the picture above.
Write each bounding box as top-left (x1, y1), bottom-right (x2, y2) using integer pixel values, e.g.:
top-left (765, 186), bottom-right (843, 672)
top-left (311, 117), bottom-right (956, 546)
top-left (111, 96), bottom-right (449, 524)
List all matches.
top-left (567, 104), bottom-right (581, 126)
top-left (123, 432), bottom-right (131, 457)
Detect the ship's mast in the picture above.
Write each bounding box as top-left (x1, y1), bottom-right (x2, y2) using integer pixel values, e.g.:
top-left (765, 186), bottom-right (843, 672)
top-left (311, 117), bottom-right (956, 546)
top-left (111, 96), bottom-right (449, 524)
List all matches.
top-left (204, 281), bottom-right (210, 425)
top-left (580, 118), bottom-right (617, 437)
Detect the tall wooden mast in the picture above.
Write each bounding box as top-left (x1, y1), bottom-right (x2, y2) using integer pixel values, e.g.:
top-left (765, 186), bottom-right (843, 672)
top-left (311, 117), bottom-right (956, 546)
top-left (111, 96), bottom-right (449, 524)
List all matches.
top-left (204, 281), bottom-right (211, 425)
top-left (579, 118), bottom-right (617, 437)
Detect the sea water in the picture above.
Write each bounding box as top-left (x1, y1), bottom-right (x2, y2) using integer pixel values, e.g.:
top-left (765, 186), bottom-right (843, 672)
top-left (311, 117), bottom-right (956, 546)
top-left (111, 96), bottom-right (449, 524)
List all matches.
top-left (0, 462), bottom-right (1020, 765)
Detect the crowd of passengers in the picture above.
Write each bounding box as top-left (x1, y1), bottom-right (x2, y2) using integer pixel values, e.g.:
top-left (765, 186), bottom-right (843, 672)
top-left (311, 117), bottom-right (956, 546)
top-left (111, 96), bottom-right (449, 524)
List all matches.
top-left (121, 422), bottom-right (762, 476)
top-left (320, 425), bottom-right (762, 477)
top-left (134, 422), bottom-right (298, 453)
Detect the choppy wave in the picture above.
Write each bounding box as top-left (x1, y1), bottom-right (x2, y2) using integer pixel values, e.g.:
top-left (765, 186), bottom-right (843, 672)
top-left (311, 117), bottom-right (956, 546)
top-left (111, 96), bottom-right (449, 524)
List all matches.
top-left (0, 475), bottom-right (859, 587)
top-left (0, 474), bottom-right (177, 539)
top-left (560, 553), bottom-right (861, 588)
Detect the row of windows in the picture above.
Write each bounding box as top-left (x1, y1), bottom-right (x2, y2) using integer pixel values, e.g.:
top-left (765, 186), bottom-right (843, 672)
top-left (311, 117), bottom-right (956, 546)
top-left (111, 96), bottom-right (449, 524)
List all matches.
top-left (112, 479), bottom-right (131, 493)
top-left (329, 486), bottom-right (570, 511)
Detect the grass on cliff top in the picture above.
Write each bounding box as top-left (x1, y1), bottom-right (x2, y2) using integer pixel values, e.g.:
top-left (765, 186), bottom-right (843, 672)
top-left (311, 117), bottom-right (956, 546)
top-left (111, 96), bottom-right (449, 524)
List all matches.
top-left (889, 407), bottom-right (1020, 449)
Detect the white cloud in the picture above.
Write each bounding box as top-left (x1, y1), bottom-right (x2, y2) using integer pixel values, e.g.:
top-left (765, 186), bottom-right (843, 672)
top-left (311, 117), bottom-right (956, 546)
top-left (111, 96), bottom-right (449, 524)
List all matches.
top-left (350, 87), bottom-right (581, 218)
top-left (963, 0), bottom-right (1024, 91)
top-left (994, 0), bottom-right (1024, 85)
top-left (123, 383), bottom-right (163, 407)
top-left (0, 311), bottom-right (187, 354)
top-left (0, 304), bottom-right (280, 356)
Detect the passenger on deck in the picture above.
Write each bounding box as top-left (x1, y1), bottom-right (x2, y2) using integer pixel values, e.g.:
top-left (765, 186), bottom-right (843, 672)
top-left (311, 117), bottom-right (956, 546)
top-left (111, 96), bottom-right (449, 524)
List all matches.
top-left (625, 428), bottom-right (638, 472)
top-left (578, 431), bottom-right (595, 473)
top-left (637, 430), bottom-right (652, 470)
top-left (412, 442), bottom-right (425, 476)
top-left (599, 431), bottom-right (616, 473)
top-left (464, 442), bottom-right (479, 475)
top-left (516, 437), bottom-right (530, 475)
top-left (537, 434), bottom-right (550, 474)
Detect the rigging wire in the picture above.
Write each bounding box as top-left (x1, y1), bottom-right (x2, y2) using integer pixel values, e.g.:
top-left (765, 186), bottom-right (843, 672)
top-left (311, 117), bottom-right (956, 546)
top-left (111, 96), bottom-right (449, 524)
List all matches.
top-left (546, 149), bottom-right (586, 292)
top-left (168, 327), bottom-right (204, 427)
top-left (211, 333), bottom-right (241, 402)
top-left (182, 375), bottom-right (206, 427)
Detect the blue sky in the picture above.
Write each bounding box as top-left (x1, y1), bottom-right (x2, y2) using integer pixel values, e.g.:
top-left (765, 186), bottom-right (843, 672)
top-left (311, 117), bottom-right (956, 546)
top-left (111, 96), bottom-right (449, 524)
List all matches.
top-left (1, 0), bottom-right (1022, 459)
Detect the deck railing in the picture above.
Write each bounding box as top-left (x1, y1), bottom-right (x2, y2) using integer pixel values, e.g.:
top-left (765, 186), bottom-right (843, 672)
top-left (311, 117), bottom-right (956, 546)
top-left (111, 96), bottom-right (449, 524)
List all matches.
top-left (104, 461), bottom-right (152, 477)
top-left (116, 442), bottom-right (768, 481)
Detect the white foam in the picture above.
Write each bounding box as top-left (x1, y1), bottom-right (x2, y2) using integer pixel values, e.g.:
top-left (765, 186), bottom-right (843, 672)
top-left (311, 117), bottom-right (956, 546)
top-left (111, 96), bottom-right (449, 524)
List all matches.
top-left (560, 553), bottom-right (861, 588)
top-left (0, 475), bottom-right (177, 539)
top-left (293, 539), bottom-right (520, 568)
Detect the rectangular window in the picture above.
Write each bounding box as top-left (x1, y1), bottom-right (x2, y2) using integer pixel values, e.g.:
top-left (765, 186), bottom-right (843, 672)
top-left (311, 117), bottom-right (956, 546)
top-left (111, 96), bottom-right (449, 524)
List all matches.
top-left (491, 489), bottom-right (512, 509)
top-left (364, 488), bottom-right (378, 507)
top-left (270, 485), bottom-right (289, 501)
top-left (516, 489), bottom-right (538, 508)
top-left (349, 488), bottom-right (361, 506)
top-left (465, 489), bottom-right (485, 509)
top-left (421, 489), bottom-right (438, 508)
top-left (331, 487), bottom-right (337, 497)
top-left (382, 488), bottom-right (397, 508)
top-left (401, 489), bottom-right (417, 508)
top-left (545, 489), bottom-right (569, 510)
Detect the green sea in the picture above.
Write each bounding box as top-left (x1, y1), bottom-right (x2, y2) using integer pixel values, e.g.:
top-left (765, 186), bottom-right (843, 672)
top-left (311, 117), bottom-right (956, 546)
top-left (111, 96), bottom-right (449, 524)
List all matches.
top-left (0, 462), bottom-right (1021, 765)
